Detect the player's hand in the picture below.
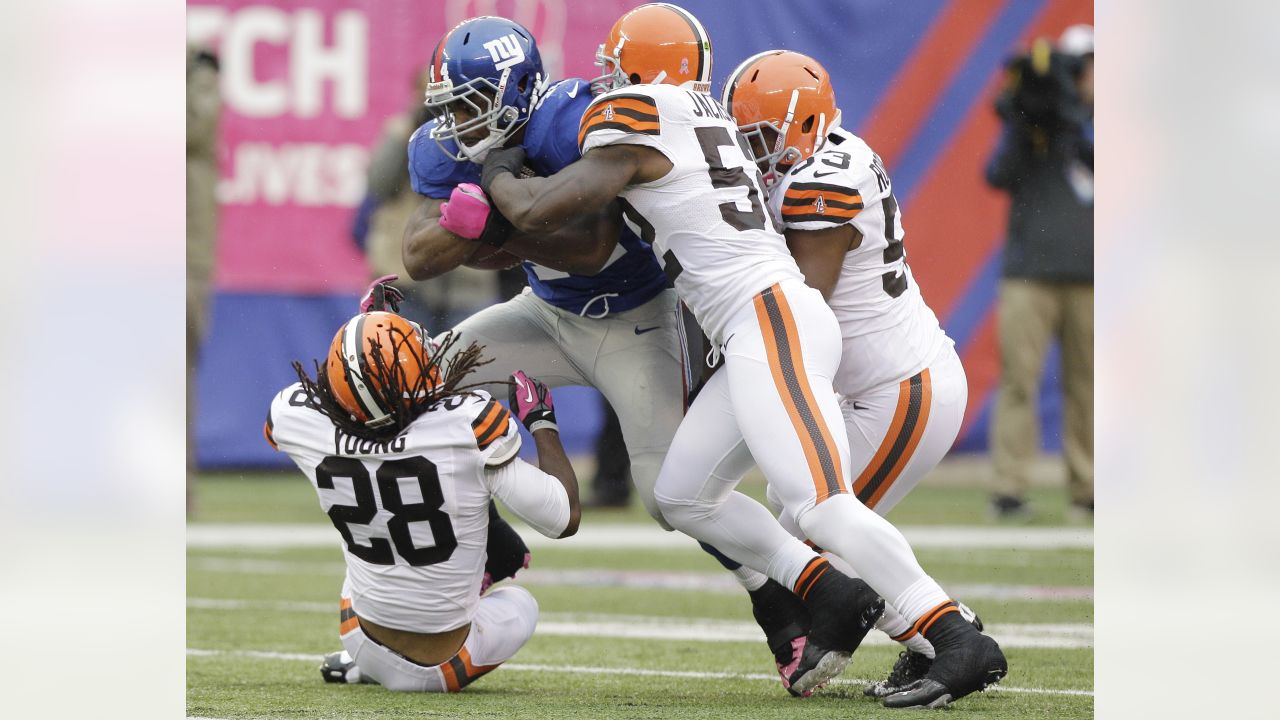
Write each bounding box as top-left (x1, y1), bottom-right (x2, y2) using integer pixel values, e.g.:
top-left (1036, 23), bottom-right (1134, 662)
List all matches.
top-left (359, 274), bottom-right (404, 313)
top-left (438, 183), bottom-right (492, 240)
top-left (480, 145), bottom-right (528, 194)
top-left (509, 370), bottom-right (557, 433)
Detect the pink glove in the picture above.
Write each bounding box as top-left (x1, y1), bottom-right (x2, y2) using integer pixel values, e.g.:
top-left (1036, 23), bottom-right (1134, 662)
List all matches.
top-left (359, 274), bottom-right (404, 313)
top-left (438, 183), bottom-right (493, 240)
top-left (509, 370), bottom-right (557, 433)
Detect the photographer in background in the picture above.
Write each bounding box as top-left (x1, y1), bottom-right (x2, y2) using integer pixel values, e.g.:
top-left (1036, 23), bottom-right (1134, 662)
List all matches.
top-left (985, 25), bottom-right (1094, 522)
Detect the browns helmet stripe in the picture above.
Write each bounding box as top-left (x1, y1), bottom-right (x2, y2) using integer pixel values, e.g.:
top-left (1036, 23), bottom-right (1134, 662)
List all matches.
top-left (721, 50), bottom-right (777, 114)
top-left (340, 315), bottom-right (389, 425)
top-left (660, 3), bottom-right (711, 84)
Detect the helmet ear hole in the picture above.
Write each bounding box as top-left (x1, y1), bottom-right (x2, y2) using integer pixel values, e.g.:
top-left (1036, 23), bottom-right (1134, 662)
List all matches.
top-left (801, 115), bottom-right (815, 133)
top-left (517, 76), bottom-right (527, 92)
top-left (629, 73), bottom-right (642, 85)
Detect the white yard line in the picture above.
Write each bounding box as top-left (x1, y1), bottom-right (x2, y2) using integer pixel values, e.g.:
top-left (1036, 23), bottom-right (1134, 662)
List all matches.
top-left (188, 522), bottom-right (1092, 550)
top-left (187, 560), bottom-right (1092, 602)
top-left (187, 598), bottom-right (1091, 649)
top-left (186, 647), bottom-right (1092, 697)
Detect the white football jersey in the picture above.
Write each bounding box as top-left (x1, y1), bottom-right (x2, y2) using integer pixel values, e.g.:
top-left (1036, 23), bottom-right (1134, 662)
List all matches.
top-left (266, 384), bottom-right (540, 634)
top-left (579, 83), bottom-right (804, 346)
top-left (768, 126), bottom-right (951, 395)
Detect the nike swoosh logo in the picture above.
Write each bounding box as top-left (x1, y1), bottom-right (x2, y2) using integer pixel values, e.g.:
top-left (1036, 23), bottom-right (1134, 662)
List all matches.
top-left (516, 377), bottom-right (534, 403)
top-left (566, 84), bottom-right (579, 99)
top-left (634, 325), bottom-right (661, 335)
top-left (813, 171), bottom-right (838, 178)
top-left (852, 401), bottom-right (868, 411)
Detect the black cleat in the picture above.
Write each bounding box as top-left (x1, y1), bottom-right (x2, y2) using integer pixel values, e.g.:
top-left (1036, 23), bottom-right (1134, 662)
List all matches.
top-left (320, 650), bottom-right (375, 685)
top-left (748, 578), bottom-right (812, 668)
top-left (864, 650), bottom-right (933, 698)
top-left (785, 565), bottom-right (884, 697)
top-left (866, 602), bottom-right (984, 698)
top-left (883, 609), bottom-right (1007, 709)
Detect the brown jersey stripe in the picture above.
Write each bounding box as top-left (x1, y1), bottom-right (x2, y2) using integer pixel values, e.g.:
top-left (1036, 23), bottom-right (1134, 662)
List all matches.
top-left (783, 187), bottom-right (862, 203)
top-left (585, 93), bottom-right (660, 114)
top-left (471, 401), bottom-right (510, 448)
top-left (452, 646), bottom-right (499, 690)
top-left (854, 370), bottom-right (932, 509)
top-left (578, 118), bottom-right (662, 148)
top-left (339, 598), bottom-right (359, 636)
top-left (782, 211), bottom-right (858, 224)
top-left (582, 102), bottom-right (660, 125)
top-left (474, 411), bottom-right (512, 449)
top-left (781, 204), bottom-right (861, 218)
top-left (754, 285), bottom-right (845, 503)
top-left (778, 194), bottom-right (860, 208)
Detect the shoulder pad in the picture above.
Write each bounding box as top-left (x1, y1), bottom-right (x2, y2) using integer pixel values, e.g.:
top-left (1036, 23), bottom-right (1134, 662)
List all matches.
top-left (408, 120), bottom-right (480, 198)
top-left (524, 79), bottom-right (594, 174)
top-left (578, 87), bottom-right (662, 153)
top-left (778, 156), bottom-right (867, 228)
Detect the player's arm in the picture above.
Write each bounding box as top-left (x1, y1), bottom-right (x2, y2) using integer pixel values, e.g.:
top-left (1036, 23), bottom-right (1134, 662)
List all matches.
top-left (500, 200), bottom-right (624, 276)
top-left (481, 144), bottom-right (662, 235)
top-left (484, 372), bottom-right (581, 538)
top-left (401, 195), bottom-right (477, 280)
top-left (785, 225), bottom-right (860, 300)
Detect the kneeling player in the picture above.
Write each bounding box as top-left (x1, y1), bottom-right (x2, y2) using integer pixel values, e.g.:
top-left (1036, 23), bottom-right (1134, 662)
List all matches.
top-left (265, 302), bottom-right (577, 692)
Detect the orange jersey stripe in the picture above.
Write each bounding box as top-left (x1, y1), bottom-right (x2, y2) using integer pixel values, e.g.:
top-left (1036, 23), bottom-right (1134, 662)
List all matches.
top-left (578, 115), bottom-right (661, 148)
top-left (263, 421), bottom-right (278, 450)
top-left (582, 97), bottom-right (660, 124)
top-left (754, 285), bottom-right (845, 503)
top-left (854, 370), bottom-right (932, 509)
top-left (784, 188), bottom-right (863, 206)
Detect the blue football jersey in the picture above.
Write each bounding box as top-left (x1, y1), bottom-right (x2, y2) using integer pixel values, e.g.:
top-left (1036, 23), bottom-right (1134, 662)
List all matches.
top-left (407, 78), bottom-right (668, 317)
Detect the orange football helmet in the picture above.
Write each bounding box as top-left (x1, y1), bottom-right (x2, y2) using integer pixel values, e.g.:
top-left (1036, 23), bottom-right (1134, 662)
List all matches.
top-left (721, 50), bottom-right (840, 184)
top-left (324, 312), bottom-right (441, 430)
top-left (592, 3), bottom-right (713, 95)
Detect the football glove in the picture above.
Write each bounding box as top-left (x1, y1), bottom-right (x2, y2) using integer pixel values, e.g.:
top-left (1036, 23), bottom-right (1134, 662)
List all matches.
top-left (438, 182), bottom-right (515, 248)
top-left (509, 370), bottom-right (557, 433)
top-left (359, 274), bottom-right (404, 313)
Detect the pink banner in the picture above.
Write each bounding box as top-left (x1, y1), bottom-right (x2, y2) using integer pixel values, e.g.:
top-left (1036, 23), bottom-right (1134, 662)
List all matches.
top-left (187, 0), bottom-right (640, 293)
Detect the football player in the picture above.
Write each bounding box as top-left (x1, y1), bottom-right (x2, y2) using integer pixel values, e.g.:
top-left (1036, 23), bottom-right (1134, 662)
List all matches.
top-left (265, 298), bottom-right (579, 692)
top-left (401, 15), bottom-right (689, 530)
top-left (721, 49), bottom-right (999, 704)
top-left (476, 4), bottom-right (1005, 705)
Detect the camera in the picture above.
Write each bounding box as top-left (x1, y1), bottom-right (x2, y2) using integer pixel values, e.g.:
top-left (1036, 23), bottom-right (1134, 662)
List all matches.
top-left (995, 38), bottom-right (1087, 133)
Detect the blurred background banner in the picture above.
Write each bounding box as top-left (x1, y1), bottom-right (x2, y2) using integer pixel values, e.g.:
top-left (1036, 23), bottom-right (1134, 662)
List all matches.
top-left (188, 0), bottom-right (1092, 469)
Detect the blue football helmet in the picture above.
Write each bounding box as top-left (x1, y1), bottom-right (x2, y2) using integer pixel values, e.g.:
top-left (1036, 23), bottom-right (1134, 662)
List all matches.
top-left (424, 16), bottom-right (547, 162)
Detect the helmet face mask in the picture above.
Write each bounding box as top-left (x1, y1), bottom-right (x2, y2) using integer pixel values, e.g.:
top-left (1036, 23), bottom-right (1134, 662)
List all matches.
top-left (424, 17), bottom-right (547, 162)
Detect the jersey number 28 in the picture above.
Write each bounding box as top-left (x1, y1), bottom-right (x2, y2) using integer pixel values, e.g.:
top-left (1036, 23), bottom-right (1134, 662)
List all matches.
top-left (315, 455), bottom-right (457, 567)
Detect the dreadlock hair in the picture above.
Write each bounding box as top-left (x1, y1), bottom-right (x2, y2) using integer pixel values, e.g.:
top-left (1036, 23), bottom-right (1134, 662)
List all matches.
top-left (292, 329), bottom-right (494, 441)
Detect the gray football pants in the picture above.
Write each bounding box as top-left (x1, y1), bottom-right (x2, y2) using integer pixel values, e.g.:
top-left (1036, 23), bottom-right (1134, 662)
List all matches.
top-left (440, 287), bottom-right (689, 529)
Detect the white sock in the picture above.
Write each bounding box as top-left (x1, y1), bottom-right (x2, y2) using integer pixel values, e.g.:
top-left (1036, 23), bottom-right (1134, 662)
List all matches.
top-left (822, 551), bottom-right (935, 658)
top-left (732, 565), bottom-right (769, 591)
top-left (796, 494), bottom-right (950, 625)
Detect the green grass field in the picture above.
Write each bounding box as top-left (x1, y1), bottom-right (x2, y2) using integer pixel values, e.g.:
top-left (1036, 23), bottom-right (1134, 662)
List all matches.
top-left (188, 469), bottom-right (1093, 718)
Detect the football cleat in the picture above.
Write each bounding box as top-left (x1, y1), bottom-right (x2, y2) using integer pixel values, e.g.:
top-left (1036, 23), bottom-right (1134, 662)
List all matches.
top-left (747, 578), bottom-right (812, 669)
top-left (320, 650), bottom-right (374, 685)
top-left (864, 603), bottom-right (984, 698)
top-left (786, 570), bottom-right (883, 697)
top-left (864, 650), bottom-right (933, 699)
top-left (882, 609), bottom-right (1007, 709)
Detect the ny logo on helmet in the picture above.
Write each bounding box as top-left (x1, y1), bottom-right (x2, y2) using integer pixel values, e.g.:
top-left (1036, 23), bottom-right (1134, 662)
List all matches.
top-left (483, 34), bottom-right (526, 71)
